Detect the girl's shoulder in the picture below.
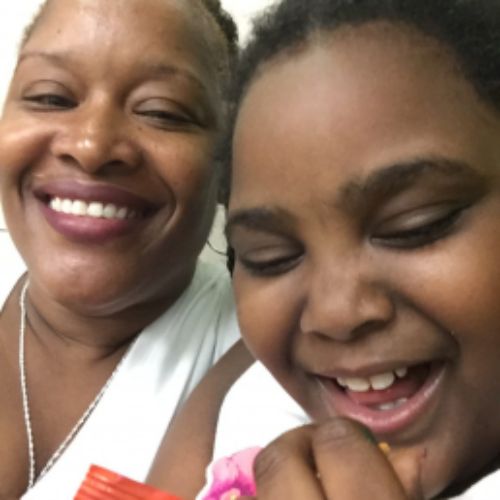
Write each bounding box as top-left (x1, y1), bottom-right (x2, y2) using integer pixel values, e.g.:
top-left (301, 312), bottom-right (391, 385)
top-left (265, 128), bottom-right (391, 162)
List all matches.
top-left (212, 361), bottom-right (309, 459)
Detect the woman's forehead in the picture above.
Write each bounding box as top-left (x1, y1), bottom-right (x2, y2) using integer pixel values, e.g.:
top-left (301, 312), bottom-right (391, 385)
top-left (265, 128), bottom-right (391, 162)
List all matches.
top-left (24, 0), bottom-right (220, 63)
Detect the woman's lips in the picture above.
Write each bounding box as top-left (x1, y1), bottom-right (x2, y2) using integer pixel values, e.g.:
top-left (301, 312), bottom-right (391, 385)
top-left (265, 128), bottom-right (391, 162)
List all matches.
top-left (33, 180), bottom-right (162, 244)
top-left (33, 179), bottom-right (160, 212)
top-left (316, 362), bottom-right (446, 436)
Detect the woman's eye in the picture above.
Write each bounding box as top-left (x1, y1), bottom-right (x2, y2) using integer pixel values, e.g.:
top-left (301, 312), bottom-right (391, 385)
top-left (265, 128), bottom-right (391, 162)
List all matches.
top-left (134, 98), bottom-right (199, 129)
top-left (371, 205), bottom-right (466, 249)
top-left (237, 252), bottom-right (303, 277)
top-left (137, 109), bottom-right (194, 127)
top-left (23, 93), bottom-right (75, 110)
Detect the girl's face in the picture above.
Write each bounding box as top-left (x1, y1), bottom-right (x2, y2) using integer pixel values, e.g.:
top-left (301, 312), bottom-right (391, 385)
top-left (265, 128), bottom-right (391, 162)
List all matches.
top-left (0, 0), bottom-right (222, 314)
top-left (228, 25), bottom-right (500, 496)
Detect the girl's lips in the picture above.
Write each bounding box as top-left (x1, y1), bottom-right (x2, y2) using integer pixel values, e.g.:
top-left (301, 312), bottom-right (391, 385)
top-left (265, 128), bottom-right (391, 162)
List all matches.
top-left (316, 362), bottom-right (446, 436)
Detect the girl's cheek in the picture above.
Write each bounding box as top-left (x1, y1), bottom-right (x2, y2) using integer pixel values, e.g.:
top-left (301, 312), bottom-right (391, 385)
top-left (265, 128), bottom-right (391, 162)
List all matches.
top-left (235, 273), bottom-right (299, 365)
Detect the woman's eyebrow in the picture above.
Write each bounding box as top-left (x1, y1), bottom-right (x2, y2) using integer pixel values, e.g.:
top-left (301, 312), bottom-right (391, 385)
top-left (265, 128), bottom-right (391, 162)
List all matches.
top-left (335, 157), bottom-right (482, 213)
top-left (17, 50), bottom-right (67, 69)
top-left (17, 51), bottom-right (207, 91)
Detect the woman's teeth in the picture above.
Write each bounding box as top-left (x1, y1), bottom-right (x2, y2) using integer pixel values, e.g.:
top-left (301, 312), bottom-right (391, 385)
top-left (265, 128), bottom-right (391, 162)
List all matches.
top-left (49, 197), bottom-right (138, 220)
top-left (336, 367), bottom-right (408, 392)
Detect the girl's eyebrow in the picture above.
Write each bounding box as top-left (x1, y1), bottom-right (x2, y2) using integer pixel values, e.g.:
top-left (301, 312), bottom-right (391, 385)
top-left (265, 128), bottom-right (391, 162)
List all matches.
top-left (226, 157), bottom-right (481, 240)
top-left (335, 157), bottom-right (482, 214)
top-left (225, 207), bottom-right (295, 241)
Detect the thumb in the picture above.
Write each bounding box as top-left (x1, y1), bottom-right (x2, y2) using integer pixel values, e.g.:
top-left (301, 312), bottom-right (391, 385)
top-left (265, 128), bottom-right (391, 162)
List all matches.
top-left (387, 447), bottom-right (427, 500)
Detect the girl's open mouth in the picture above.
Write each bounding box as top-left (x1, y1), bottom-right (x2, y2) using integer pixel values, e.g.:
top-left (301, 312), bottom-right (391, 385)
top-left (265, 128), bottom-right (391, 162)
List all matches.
top-left (316, 361), bottom-right (446, 436)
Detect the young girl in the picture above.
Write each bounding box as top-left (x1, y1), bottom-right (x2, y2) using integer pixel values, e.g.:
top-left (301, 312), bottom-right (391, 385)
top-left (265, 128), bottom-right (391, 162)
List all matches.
top-left (149, 0), bottom-right (500, 498)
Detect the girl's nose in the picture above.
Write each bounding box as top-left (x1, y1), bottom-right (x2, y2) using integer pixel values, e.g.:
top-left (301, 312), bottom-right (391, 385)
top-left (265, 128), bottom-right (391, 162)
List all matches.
top-left (300, 260), bottom-right (395, 342)
top-left (49, 102), bottom-right (142, 174)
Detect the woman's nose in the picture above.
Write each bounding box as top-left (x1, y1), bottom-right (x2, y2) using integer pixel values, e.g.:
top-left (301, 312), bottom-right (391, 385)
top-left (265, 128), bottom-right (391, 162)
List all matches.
top-left (49, 101), bottom-right (142, 174)
top-left (300, 261), bottom-right (395, 342)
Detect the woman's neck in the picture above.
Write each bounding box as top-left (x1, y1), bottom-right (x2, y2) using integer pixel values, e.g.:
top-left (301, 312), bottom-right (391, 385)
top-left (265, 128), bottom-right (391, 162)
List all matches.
top-left (18, 273), bottom-right (190, 359)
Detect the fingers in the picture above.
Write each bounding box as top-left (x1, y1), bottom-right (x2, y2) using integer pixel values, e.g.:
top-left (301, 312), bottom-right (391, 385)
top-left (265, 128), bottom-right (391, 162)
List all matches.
top-left (252, 425), bottom-right (326, 499)
top-left (312, 418), bottom-right (419, 500)
top-left (251, 418), bottom-right (425, 500)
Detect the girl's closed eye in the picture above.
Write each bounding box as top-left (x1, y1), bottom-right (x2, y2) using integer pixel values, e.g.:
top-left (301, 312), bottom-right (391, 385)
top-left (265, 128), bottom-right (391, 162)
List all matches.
top-left (371, 202), bottom-right (469, 249)
top-left (232, 236), bottom-right (304, 277)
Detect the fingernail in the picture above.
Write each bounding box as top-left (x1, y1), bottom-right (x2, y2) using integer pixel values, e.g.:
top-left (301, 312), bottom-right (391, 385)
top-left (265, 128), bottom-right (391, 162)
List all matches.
top-left (360, 425), bottom-right (377, 445)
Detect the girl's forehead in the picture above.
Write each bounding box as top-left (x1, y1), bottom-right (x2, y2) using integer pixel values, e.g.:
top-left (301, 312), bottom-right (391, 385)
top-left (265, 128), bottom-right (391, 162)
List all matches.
top-left (231, 24), bottom-right (500, 204)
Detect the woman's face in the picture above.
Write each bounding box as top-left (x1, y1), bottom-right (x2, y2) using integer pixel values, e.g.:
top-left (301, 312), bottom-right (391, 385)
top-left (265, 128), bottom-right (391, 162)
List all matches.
top-left (0, 0), bottom-right (222, 313)
top-left (228, 25), bottom-right (500, 496)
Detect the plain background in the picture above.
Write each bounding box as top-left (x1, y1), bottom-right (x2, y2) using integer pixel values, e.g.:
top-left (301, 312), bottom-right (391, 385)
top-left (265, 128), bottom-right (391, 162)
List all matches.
top-left (0, 0), bottom-right (275, 261)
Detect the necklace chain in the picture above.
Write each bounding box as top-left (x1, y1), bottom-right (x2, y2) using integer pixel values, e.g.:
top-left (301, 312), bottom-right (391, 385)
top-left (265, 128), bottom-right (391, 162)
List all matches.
top-left (19, 280), bottom-right (135, 492)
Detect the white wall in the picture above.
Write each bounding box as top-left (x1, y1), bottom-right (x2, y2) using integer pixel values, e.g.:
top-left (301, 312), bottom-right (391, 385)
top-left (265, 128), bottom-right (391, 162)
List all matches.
top-left (0, 1), bottom-right (274, 237)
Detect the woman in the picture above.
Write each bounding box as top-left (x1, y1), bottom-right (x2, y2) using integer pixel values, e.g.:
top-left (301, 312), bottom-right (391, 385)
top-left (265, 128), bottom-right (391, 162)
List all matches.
top-left (0, 0), bottom-right (247, 498)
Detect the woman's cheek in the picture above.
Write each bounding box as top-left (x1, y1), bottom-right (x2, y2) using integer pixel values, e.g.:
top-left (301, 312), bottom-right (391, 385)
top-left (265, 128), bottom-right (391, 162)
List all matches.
top-left (0, 119), bottom-right (55, 180)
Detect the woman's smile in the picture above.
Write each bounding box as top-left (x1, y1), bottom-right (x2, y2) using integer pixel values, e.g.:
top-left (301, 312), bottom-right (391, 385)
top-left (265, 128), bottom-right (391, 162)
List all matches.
top-left (32, 180), bottom-right (164, 244)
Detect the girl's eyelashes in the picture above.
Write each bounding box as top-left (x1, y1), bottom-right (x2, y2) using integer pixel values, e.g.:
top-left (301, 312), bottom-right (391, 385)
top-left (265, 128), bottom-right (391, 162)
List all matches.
top-left (237, 252), bottom-right (303, 277)
top-left (370, 204), bottom-right (467, 249)
top-left (232, 237), bottom-right (304, 277)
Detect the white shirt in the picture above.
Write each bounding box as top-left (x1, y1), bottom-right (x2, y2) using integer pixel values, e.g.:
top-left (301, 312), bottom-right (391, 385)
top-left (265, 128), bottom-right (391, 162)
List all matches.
top-left (0, 231), bottom-right (240, 499)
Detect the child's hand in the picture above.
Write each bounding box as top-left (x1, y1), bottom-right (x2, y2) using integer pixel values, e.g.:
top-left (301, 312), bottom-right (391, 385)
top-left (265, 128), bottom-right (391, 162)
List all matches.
top-left (245, 417), bottom-right (425, 500)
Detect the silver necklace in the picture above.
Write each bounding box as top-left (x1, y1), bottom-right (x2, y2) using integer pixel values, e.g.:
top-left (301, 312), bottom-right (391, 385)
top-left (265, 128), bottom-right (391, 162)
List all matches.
top-left (19, 280), bottom-right (135, 491)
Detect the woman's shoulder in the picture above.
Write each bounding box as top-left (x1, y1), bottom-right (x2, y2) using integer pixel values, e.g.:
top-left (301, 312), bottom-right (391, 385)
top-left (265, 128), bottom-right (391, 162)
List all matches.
top-left (0, 231), bottom-right (25, 310)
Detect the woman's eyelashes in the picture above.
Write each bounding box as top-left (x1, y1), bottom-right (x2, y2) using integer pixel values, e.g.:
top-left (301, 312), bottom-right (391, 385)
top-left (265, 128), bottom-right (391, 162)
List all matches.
top-left (134, 98), bottom-right (204, 130)
top-left (370, 203), bottom-right (467, 249)
top-left (20, 80), bottom-right (202, 129)
top-left (22, 83), bottom-right (76, 111)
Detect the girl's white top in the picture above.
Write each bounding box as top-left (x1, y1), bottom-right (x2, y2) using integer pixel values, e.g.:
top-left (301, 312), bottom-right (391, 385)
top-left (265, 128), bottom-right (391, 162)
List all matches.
top-left (0, 231), bottom-right (240, 499)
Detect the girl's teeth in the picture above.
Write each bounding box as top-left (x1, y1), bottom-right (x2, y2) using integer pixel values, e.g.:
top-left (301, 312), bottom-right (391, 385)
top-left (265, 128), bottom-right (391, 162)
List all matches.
top-left (342, 377), bottom-right (371, 392)
top-left (337, 367), bottom-right (409, 392)
top-left (374, 398), bottom-right (408, 411)
top-left (370, 371), bottom-right (395, 391)
top-left (49, 197), bottom-right (135, 220)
